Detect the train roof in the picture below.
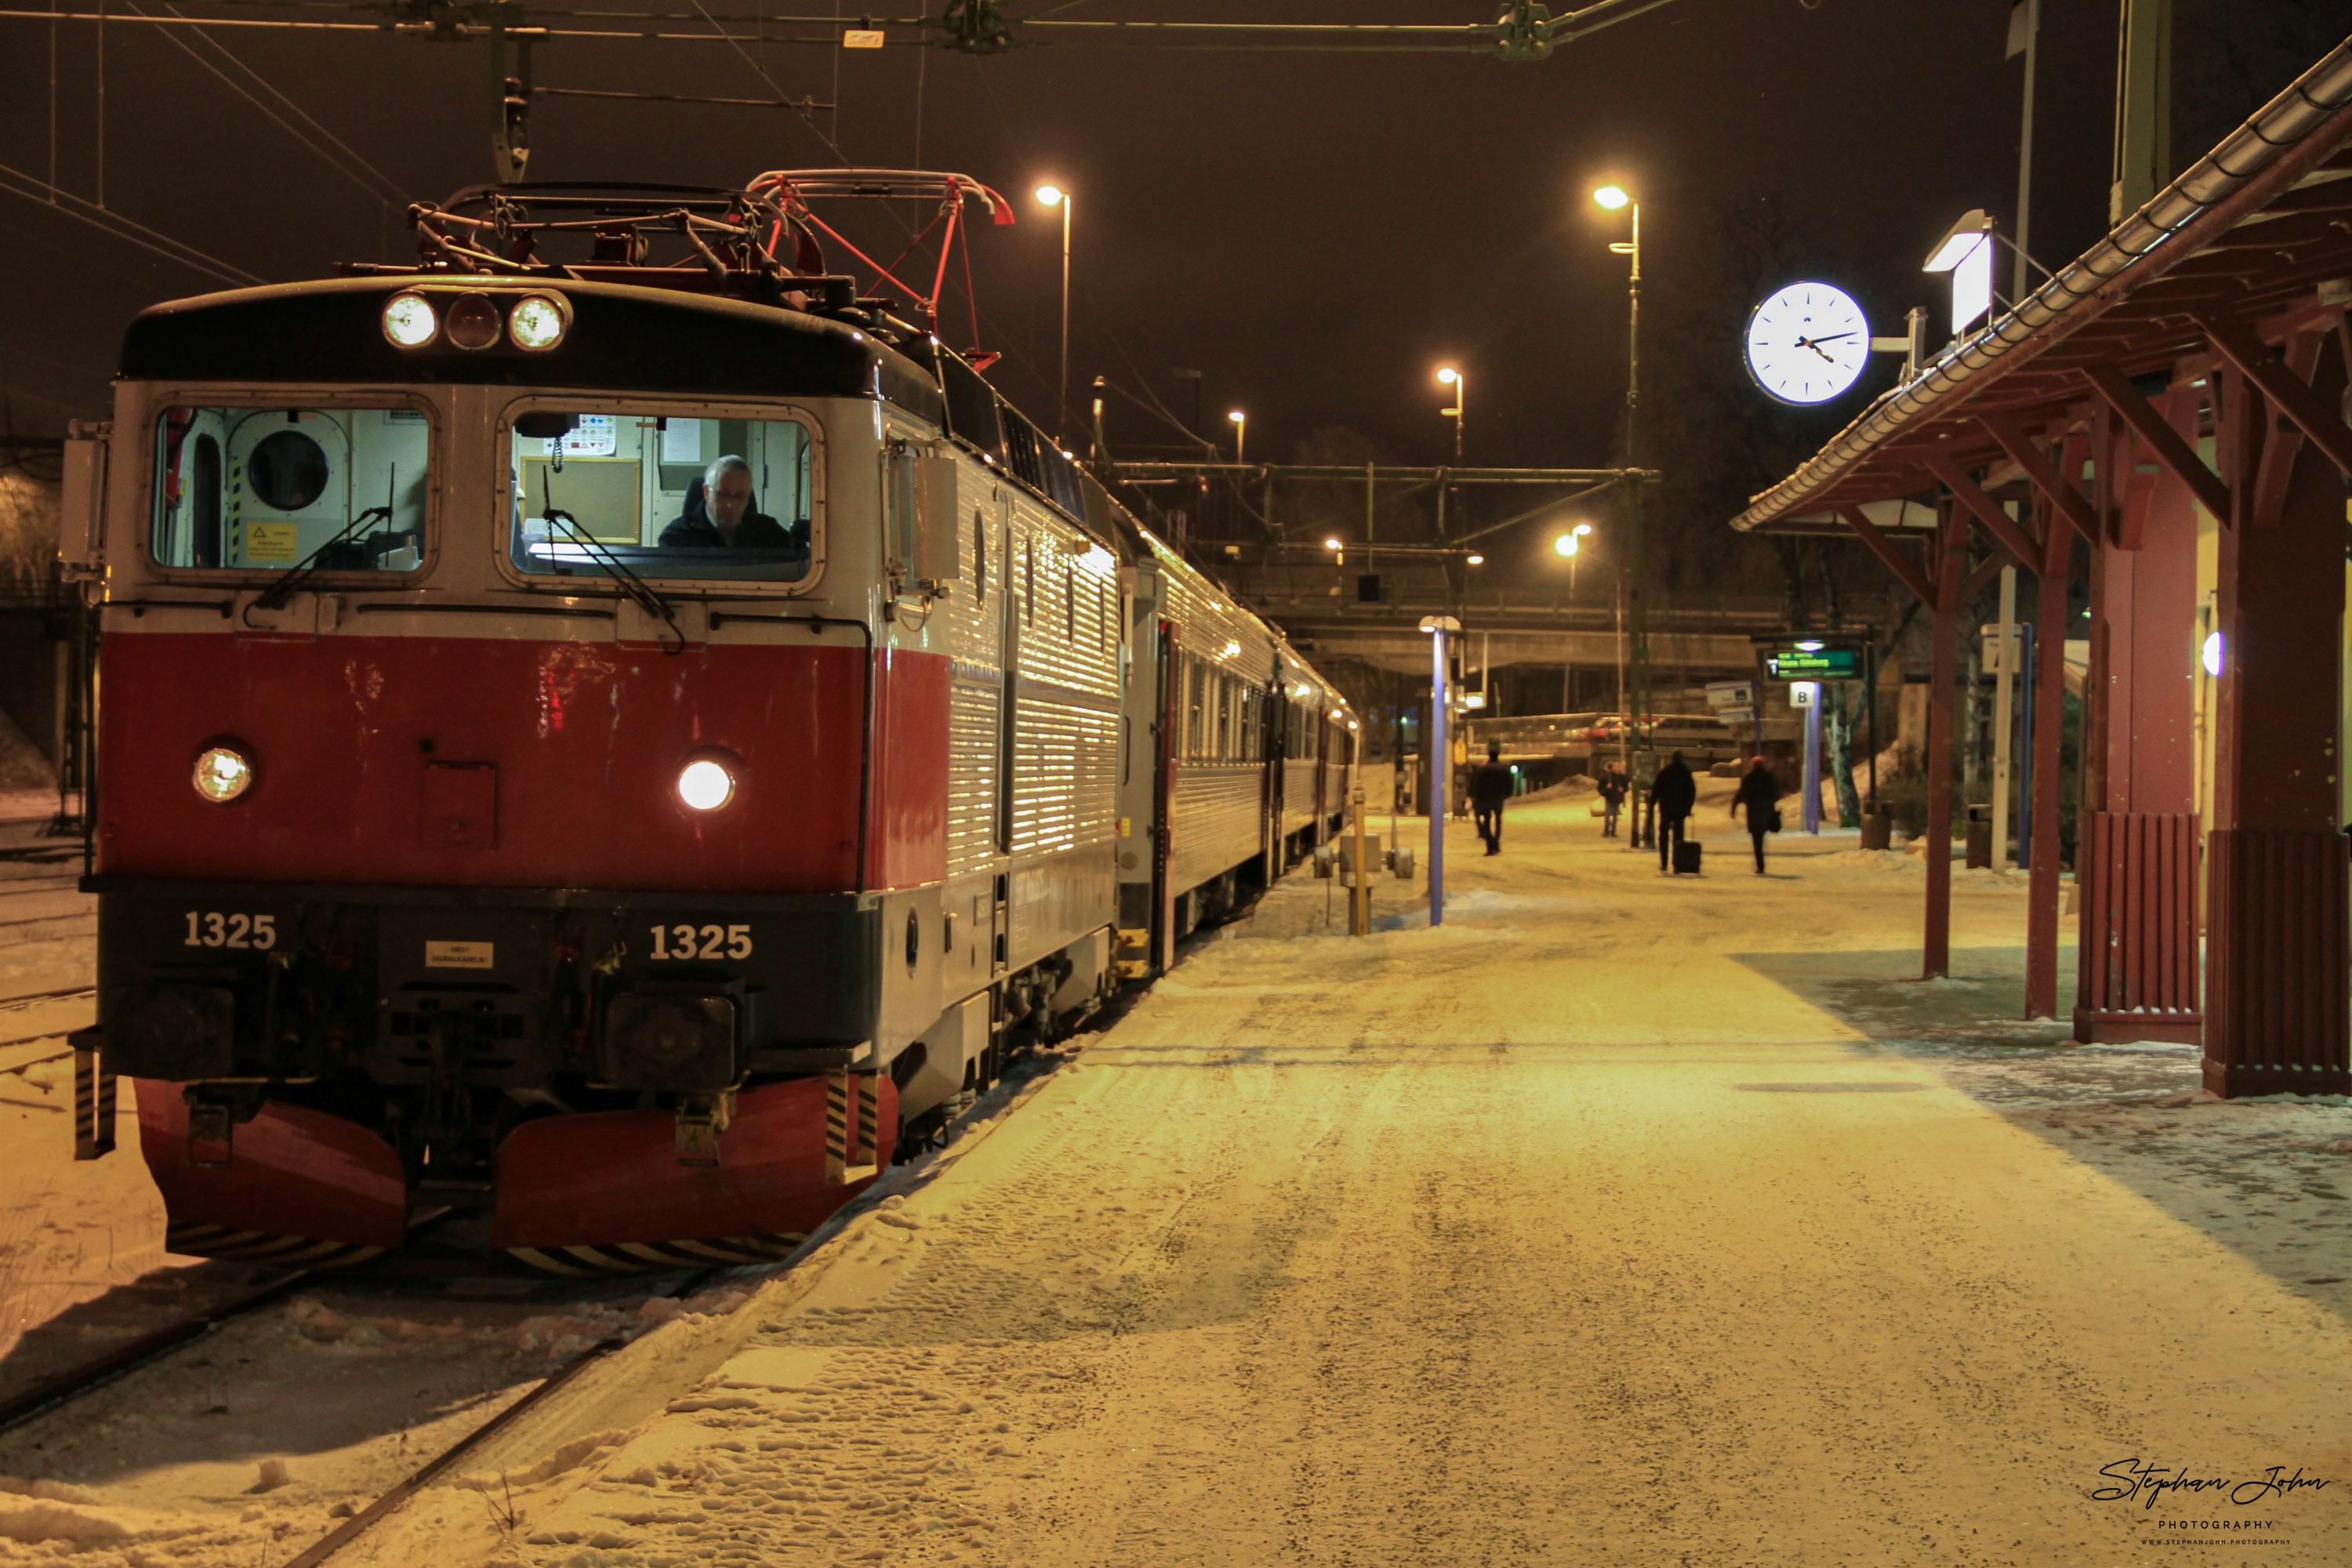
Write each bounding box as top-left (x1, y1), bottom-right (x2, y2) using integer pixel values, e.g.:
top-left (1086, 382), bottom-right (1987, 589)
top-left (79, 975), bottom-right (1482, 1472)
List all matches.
top-left (120, 274), bottom-right (943, 405)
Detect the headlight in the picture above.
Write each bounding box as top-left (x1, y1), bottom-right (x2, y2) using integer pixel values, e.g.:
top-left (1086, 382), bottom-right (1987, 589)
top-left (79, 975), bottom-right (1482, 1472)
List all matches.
top-left (193, 745), bottom-right (253, 804)
top-left (508, 293), bottom-right (569, 351)
top-left (445, 292), bottom-right (502, 350)
top-left (677, 758), bottom-right (735, 812)
top-left (382, 292), bottom-right (437, 347)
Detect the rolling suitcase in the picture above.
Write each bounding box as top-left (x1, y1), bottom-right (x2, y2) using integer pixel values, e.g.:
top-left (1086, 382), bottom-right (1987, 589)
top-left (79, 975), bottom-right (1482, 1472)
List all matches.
top-left (1673, 839), bottom-right (1703, 875)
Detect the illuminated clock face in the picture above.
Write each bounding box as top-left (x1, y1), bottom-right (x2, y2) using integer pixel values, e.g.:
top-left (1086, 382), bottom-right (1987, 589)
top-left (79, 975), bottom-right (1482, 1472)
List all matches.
top-left (1744, 282), bottom-right (1871, 406)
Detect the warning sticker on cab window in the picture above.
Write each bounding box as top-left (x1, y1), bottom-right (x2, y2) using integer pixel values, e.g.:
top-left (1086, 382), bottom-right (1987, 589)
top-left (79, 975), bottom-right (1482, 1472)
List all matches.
top-left (425, 941), bottom-right (494, 969)
top-left (247, 522), bottom-right (299, 561)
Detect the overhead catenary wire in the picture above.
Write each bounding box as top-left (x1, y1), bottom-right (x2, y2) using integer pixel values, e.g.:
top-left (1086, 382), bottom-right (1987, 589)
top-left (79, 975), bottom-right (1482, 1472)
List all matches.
top-left (0, 159), bottom-right (263, 285)
top-left (0, 0), bottom-right (1684, 52)
top-left (129, 2), bottom-right (410, 206)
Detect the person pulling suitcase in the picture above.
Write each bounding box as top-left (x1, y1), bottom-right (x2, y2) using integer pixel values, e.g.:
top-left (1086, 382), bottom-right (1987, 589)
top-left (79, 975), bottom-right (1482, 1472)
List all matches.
top-left (1650, 750), bottom-right (1698, 874)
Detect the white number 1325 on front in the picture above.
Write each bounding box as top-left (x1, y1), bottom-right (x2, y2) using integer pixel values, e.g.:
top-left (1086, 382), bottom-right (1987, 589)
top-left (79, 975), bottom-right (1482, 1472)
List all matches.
top-left (183, 912), bottom-right (277, 949)
top-left (649, 924), bottom-right (752, 960)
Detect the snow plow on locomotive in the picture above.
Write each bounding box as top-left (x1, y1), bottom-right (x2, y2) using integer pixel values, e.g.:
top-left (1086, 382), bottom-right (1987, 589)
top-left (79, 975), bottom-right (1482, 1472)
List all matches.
top-left (58, 175), bottom-right (1359, 1274)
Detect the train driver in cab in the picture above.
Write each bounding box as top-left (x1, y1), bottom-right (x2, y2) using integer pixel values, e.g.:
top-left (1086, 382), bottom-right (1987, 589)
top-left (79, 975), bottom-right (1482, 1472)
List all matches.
top-left (660, 454), bottom-right (801, 550)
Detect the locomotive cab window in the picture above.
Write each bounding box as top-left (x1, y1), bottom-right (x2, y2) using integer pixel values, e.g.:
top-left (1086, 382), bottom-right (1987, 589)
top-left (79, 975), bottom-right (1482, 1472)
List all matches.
top-left (151, 405), bottom-right (430, 575)
top-left (506, 408), bottom-right (815, 583)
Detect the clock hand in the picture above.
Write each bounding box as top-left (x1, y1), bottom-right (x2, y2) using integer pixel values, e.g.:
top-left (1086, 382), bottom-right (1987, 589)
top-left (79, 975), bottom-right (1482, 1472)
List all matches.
top-left (1792, 336), bottom-right (1838, 365)
top-left (1805, 332), bottom-right (1857, 345)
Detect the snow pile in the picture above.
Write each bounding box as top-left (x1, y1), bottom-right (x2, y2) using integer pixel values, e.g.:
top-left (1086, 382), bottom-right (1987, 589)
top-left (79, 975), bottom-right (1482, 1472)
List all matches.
top-left (1826, 848), bottom-right (1916, 874)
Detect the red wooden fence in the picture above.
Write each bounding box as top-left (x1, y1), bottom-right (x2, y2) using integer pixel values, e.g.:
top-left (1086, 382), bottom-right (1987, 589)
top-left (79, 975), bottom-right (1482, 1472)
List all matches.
top-left (2074, 811), bottom-right (2201, 1044)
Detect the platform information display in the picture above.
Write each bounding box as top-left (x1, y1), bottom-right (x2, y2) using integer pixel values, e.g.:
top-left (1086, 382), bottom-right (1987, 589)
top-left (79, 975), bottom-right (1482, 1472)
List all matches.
top-left (1766, 647), bottom-right (1862, 681)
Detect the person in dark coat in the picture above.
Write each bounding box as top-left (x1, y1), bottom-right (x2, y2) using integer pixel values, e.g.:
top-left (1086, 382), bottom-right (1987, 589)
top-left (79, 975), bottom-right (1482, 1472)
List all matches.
top-left (1595, 761), bottom-right (1628, 838)
top-left (1650, 750), bottom-right (1698, 873)
top-left (1469, 742), bottom-right (1514, 855)
top-left (659, 456), bottom-right (800, 550)
top-left (1730, 756), bottom-right (1783, 873)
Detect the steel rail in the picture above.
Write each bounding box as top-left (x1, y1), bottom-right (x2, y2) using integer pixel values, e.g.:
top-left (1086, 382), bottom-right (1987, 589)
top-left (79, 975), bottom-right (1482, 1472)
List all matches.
top-left (0, 1270), bottom-right (315, 1435)
top-left (0, 985), bottom-right (96, 1012)
top-left (281, 1335), bottom-right (626, 1567)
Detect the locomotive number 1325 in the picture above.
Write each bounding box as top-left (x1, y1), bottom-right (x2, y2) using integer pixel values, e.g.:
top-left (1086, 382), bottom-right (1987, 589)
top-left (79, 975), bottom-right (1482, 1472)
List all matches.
top-left (648, 924), bottom-right (753, 960)
top-left (183, 912), bottom-right (277, 949)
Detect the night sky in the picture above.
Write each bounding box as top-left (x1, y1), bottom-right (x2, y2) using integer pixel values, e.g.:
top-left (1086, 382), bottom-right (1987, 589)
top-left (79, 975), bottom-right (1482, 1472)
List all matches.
top-left (0, 3), bottom-right (2307, 526)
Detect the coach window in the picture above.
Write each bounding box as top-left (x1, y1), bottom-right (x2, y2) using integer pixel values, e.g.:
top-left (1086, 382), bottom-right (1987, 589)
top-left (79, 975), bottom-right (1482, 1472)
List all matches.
top-left (506, 409), bottom-right (815, 584)
top-left (151, 405), bottom-right (429, 575)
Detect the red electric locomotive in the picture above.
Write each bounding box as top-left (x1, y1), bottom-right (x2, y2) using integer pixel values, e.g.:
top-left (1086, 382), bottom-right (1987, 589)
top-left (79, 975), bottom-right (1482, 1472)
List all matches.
top-left (59, 173), bottom-right (1358, 1272)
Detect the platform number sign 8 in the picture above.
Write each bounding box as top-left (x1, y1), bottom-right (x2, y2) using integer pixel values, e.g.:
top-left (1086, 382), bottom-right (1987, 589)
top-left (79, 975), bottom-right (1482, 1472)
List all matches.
top-left (648, 923), bottom-right (753, 960)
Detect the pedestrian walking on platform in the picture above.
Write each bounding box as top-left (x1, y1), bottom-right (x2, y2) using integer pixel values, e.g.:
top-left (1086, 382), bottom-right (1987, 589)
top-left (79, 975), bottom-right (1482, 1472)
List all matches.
top-left (1731, 756), bottom-right (1783, 873)
top-left (1596, 762), bottom-right (1628, 838)
top-left (1471, 742), bottom-right (1514, 855)
top-left (1651, 750), bottom-right (1697, 873)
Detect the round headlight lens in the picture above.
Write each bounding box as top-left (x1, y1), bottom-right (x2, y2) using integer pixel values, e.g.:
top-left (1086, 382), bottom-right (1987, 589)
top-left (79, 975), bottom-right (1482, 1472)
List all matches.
top-left (677, 759), bottom-right (735, 812)
top-left (445, 292), bottom-right (502, 350)
top-left (193, 746), bottom-right (253, 804)
top-left (508, 294), bottom-right (568, 351)
top-left (382, 292), bottom-right (437, 347)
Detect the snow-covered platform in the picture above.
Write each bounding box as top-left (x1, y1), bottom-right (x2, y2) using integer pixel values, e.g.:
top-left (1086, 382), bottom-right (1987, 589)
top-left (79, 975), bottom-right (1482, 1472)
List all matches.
top-left (6, 791), bottom-right (2350, 1566)
top-left (314, 790), bottom-right (2347, 1567)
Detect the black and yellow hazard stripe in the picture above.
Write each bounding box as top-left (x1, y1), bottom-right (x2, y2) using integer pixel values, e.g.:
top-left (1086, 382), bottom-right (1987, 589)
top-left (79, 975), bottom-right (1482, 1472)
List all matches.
top-left (506, 1232), bottom-right (806, 1276)
top-left (164, 1221), bottom-right (383, 1267)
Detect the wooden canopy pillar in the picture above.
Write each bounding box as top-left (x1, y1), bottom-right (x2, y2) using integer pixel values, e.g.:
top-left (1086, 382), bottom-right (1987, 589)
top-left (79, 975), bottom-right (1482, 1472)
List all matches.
top-left (1922, 503), bottom-right (1966, 979)
top-left (2076, 373), bottom-right (2205, 1044)
top-left (2198, 321), bottom-right (2352, 1097)
top-left (2025, 482), bottom-right (2072, 1020)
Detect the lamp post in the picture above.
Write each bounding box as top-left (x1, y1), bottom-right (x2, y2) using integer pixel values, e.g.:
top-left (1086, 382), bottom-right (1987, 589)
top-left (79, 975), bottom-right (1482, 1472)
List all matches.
top-left (1420, 614), bottom-right (1462, 927)
top-left (1436, 366), bottom-right (1465, 462)
top-left (1033, 183), bottom-right (1072, 444)
top-left (1592, 183), bottom-right (1650, 780)
top-left (1553, 521), bottom-right (1592, 598)
top-left (1228, 408), bottom-right (1247, 466)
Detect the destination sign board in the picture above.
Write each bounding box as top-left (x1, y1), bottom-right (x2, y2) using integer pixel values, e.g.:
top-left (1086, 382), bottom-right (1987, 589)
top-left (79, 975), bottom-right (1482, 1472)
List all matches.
top-left (1766, 647), bottom-right (1863, 681)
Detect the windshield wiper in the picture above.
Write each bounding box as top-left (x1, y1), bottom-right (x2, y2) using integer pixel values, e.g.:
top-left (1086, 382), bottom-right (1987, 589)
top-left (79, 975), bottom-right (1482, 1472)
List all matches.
top-left (542, 506), bottom-right (687, 655)
top-left (249, 503), bottom-right (392, 616)
top-left (249, 464), bottom-right (402, 618)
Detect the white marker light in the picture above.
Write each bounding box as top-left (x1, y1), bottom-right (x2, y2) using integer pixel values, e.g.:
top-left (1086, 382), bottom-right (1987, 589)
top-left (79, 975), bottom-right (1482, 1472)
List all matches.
top-left (382, 292), bottom-right (437, 347)
top-left (193, 745), bottom-right (253, 804)
top-left (1795, 639), bottom-right (1824, 652)
top-left (2201, 630), bottom-right (2225, 679)
top-left (508, 293), bottom-right (569, 351)
top-left (677, 758), bottom-right (735, 812)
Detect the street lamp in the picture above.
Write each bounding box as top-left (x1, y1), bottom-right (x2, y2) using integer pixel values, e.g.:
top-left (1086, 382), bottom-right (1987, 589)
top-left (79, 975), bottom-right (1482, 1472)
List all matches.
top-left (1436, 365), bottom-right (1465, 462)
top-left (1228, 408), bottom-right (1247, 466)
top-left (1592, 181), bottom-right (1648, 780)
top-left (1553, 521), bottom-right (1592, 595)
top-left (1034, 183), bottom-right (1072, 443)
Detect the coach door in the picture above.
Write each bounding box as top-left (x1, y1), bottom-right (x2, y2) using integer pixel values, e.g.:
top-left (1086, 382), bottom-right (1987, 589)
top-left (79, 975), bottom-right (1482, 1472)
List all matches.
top-left (1261, 671), bottom-right (1283, 884)
top-left (1313, 701), bottom-right (1331, 842)
top-left (1152, 619), bottom-right (1179, 975)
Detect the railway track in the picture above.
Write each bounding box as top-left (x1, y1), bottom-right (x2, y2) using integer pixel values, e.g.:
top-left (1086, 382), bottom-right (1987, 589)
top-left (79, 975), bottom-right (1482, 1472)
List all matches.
top-left (0, 1250), bottom-right (735, 1564)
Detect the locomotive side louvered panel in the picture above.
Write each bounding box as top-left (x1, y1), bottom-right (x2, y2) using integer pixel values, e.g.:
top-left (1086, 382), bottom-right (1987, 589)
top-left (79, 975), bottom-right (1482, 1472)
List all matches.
top-left (945, 473), bottom-right (1005, 879)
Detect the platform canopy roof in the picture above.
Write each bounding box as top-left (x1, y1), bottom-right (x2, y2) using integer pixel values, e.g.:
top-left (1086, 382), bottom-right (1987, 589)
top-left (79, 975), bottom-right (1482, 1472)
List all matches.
top-left (1733, 38), bottom-right (2352, 539)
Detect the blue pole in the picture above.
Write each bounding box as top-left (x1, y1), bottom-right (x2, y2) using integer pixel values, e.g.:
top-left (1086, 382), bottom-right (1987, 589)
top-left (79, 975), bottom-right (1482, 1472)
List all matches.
top-left (1430, 627), bottom-right (1448, 927)
top-left (2016, 623), bottom-right (2036, 869)
top-left (1802, 686), bottom-right (1823, 833)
